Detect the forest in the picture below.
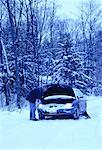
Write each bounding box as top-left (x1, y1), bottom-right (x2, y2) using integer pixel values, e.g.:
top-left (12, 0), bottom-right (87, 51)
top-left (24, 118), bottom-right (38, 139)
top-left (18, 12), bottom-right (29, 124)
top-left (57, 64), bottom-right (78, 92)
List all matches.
top-left (0, 0), bottom-right (102, 109)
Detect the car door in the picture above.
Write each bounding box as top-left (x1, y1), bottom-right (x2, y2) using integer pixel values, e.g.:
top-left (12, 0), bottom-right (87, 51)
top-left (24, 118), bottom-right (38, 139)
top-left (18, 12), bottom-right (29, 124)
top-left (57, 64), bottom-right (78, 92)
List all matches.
top-left (79, 97), bottom-right (87, 113)
top-left (73, 88), bottom-right (87, 114)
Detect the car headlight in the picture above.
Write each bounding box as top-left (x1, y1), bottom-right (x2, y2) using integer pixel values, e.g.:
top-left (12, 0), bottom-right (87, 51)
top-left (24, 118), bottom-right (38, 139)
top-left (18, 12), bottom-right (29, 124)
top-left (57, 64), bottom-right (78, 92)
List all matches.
top-left (65, 103), bottom-right (72, 108)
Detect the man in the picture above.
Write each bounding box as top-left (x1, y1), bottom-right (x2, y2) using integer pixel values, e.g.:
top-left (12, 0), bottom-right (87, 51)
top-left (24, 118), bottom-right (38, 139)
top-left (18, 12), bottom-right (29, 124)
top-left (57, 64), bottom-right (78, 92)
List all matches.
top-left (26, 87), bottom-right (43, 121)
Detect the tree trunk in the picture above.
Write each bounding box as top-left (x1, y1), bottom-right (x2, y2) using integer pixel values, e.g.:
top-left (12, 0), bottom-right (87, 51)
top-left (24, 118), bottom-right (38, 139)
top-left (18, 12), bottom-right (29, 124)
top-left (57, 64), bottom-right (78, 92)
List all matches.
top-left (6, 0), bottom-right (21, 108)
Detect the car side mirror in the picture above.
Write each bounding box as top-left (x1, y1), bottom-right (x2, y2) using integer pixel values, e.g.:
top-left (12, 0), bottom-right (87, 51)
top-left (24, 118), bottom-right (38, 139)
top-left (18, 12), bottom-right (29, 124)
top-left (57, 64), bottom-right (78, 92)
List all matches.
top-left (77, 96), bottom-right (83, 99)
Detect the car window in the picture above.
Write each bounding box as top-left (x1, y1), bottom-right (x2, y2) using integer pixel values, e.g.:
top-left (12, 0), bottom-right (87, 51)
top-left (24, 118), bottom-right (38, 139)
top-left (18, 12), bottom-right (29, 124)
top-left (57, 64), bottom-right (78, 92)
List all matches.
top-left (73, 88), bottom-right (83, 98)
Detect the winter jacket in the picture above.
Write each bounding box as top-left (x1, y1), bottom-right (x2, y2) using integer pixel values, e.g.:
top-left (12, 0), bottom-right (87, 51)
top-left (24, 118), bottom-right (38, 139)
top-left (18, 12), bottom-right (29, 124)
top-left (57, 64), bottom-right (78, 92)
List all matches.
top-left (26, 87), bottom-right (43, 103)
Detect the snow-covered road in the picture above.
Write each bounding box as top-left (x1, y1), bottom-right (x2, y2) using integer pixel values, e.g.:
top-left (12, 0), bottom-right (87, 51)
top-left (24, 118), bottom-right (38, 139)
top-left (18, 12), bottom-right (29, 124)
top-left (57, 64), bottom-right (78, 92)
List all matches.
top-left (0, 96), bottom-right (102, 150)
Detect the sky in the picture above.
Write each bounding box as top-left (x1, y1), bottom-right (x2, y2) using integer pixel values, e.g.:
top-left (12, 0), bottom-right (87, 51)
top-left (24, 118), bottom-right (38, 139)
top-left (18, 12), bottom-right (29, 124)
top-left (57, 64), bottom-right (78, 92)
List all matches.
top-left (57, 0), bottom-right (102, 18)
top-left (58, 0), bottom-right (81, 18)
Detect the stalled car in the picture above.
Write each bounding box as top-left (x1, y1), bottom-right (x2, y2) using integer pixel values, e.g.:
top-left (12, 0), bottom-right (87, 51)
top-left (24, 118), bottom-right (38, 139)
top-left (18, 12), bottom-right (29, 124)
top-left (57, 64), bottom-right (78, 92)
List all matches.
top-left (37, 84), bottom-right (87, 120)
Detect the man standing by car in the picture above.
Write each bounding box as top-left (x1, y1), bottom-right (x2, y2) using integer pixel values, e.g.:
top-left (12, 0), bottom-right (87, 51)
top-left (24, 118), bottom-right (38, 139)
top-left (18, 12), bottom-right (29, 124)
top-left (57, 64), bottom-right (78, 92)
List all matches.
top-left (26, 87), bottom-right (43, 121)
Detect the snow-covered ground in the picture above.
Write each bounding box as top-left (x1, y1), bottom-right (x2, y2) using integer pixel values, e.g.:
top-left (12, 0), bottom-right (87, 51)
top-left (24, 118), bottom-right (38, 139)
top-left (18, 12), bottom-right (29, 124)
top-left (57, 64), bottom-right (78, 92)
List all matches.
top-left (0, 96), bottom-right (102, 150)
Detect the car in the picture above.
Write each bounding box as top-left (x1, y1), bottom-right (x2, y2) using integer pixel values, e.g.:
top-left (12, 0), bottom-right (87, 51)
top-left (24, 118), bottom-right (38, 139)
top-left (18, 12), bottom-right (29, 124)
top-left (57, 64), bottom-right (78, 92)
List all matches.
top-left (37, 84), bottom-right (87, 120)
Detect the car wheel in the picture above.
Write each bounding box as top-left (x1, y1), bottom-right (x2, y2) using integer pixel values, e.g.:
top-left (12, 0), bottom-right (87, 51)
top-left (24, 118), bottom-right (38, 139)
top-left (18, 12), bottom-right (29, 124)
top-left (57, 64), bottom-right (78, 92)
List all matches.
top-left (38, 111), bottom-right (45, 120)
top-left (73, 108), bottom-right (80, 120)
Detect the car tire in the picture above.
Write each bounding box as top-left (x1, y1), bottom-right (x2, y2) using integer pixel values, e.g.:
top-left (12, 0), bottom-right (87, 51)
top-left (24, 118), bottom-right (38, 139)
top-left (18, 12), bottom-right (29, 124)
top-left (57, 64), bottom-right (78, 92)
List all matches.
top-left (38, 111), bottom-right (45, 120)
top-left (73, 108), bottom-right (80, 120)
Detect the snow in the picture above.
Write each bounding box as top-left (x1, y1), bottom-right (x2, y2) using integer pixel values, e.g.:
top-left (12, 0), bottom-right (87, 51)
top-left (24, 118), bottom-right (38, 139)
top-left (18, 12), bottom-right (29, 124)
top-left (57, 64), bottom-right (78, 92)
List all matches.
top-left (0, 96), bottom-right (102, 150)
top-left (39, 75), bottom-right (52, 84)
top-left (0, 72), bottom-right (4, 77)
top-left (1, 39), bottom-right (11, 75)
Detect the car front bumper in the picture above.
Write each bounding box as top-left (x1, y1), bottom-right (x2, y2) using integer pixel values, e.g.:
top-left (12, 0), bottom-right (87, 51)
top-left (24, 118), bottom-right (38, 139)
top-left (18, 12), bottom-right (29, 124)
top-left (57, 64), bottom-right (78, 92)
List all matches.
top-left (38, 108), bottom-right (75, 116)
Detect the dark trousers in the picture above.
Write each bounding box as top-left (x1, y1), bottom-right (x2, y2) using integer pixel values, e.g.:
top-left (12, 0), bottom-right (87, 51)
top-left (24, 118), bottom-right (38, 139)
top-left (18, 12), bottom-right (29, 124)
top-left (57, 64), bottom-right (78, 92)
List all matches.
top-left (30, 102), bottom-right (36, 120)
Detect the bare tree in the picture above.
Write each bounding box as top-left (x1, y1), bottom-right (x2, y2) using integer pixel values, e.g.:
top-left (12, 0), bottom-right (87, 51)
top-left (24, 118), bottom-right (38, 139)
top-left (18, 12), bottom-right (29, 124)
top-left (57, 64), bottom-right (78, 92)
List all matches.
top-left (78, 0), bottom-right (102, 74)
top-left (0, 1), bottom-right (12, 107)
top-left (50, 0), bottom-right (56, 49)
top-left (0, 5), bottom-right (3, 73)
top-left (6, 0), bottom-right (25, 108)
